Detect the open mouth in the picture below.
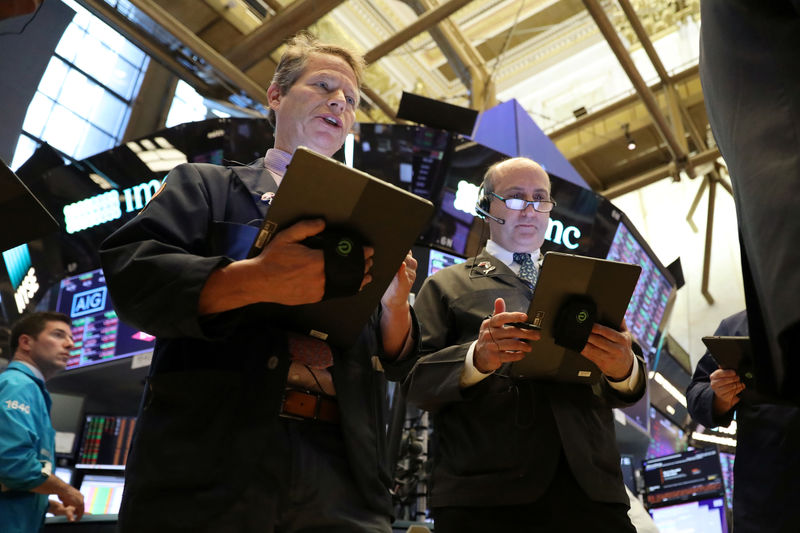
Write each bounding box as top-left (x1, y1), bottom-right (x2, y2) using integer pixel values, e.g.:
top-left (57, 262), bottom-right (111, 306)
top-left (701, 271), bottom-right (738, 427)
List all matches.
top-left (320, 116), bottom-right (340, 127)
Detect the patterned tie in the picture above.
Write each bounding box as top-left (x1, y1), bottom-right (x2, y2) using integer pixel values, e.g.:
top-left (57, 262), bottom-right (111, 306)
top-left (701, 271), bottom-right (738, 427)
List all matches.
top-left (287, 332), bottom-right (333, 370)
top-left (513, 252), bottom-right (538, 286)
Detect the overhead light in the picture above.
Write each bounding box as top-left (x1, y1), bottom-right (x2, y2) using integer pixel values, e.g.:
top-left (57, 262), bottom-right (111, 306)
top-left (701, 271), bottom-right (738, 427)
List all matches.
top-left (623, 123), bottom-right (637, 151)
top-left (651, 371), bottom-right (687, 407)
top-left (692, 431), bottom-right (737, 448)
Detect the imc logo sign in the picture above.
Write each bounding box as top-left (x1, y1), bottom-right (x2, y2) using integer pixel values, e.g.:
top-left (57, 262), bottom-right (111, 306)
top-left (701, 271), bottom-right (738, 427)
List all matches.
top-left (71, 287), bottom-right (108, 318)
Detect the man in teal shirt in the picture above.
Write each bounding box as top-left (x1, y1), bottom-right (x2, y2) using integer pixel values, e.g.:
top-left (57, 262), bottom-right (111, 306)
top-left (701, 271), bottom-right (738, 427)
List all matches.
top-left (0, 311), bottom-right (84, 531)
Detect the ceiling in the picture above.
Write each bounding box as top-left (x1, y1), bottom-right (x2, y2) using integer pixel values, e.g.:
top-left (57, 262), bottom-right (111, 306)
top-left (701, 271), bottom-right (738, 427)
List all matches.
top-left (76, 0), bottom-right (719, 199)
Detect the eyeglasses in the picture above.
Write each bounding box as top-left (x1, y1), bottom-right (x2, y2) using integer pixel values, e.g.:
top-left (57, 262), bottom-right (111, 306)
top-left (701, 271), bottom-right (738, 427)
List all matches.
top-left (490, 192), bottom-right (557, 213)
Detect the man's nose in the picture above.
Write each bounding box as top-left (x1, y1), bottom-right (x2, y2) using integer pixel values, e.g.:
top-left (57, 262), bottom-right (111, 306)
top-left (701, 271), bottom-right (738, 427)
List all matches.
top-left (328, 90), bottom-right (346, 111)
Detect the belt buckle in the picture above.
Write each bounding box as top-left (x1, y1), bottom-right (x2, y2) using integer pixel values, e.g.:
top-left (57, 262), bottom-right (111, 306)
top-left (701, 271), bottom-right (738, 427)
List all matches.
top-left (278, 389), bottom-right (306, 421)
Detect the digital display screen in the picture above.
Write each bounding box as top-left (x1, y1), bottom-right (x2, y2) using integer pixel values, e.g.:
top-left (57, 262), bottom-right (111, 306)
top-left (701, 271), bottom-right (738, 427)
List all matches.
top-left (55, 268), bottom-right (155, 369)
top-left (620, 454), bottom-right (636, 492)
top-left (647, 406), bottom-right (686, 459)
top-left (428, 249), bottom-right (467, 277)
top-left (76, 415), bottom-right (136, 470)
top-left (649, 497), bottom-right (728, 533)
top-left (643, 447), bottom-right (724, 507)
top-left (79, 474), bottom-right (125, 515)
top-left (606, 220), bottom-right (673, 352)
top-left (719, 451), bottom-right (735, 510)
top-left (353, 123), bottom-right (451, 201)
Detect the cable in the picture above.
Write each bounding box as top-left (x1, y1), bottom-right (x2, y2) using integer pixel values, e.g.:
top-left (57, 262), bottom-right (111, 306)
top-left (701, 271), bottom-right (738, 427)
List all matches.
top-left (0, 0), bottom-right (46, 37)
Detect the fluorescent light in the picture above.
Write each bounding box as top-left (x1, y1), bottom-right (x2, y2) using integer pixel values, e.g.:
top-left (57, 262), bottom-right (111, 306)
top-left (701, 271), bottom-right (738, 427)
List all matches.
top-left (652, 372), bottom-right (687, 407)
top-left (692, 431), bottom-right (737, 448)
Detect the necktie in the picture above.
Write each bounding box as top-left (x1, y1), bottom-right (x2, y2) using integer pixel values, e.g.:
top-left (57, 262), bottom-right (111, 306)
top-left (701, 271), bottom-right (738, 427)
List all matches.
top-left (287, 332), bottom-right (333, 370)
top-left (513, 252), bottom-right (538, 286)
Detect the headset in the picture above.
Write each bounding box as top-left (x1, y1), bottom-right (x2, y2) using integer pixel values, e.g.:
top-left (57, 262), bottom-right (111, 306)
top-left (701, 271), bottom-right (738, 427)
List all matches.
top-left (474, 183), bottom-right (506, 225)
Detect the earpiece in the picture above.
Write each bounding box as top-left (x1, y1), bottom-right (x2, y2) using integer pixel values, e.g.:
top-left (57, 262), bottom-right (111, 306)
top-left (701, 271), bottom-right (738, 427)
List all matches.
top-left (474, 183), bottom-right (505, 225)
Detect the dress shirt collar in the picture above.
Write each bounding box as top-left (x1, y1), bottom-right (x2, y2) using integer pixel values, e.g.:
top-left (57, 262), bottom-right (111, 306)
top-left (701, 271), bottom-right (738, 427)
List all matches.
top-left (485, 240), bottom-right (540, 274)
top-left (263, 148), bottom-right (292, 185)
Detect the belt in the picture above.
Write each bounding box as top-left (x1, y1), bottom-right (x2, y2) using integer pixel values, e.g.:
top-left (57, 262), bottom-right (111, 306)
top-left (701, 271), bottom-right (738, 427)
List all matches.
top-left (279, 388), bottom-right (340, 423)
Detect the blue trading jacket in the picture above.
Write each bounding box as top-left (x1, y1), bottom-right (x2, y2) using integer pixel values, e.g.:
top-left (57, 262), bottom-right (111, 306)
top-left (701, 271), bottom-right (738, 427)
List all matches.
top-left (0, 361), bottom-right (55, 533)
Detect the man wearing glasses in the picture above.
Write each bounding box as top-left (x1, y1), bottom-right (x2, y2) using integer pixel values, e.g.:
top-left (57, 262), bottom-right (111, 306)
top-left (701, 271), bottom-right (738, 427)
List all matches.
top-left (404, 157), bottom-right (643, 532)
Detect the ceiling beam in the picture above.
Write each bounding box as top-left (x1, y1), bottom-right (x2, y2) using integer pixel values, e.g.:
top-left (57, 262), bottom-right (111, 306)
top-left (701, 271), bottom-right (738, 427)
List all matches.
top-left (364, 0), bottom-right (475, 64)
top-left (225, 0), bottom-right (345, 70)
top-left (129, 0), bottom-right (269, 106)
top-left (582, 0), bottom-right (691, 174)
top-left (602, 147), bottom-right (720, 199)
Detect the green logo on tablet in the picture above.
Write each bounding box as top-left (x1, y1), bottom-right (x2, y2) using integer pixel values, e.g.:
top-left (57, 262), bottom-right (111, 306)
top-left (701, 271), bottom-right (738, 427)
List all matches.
top-left (336, 238), bottom-right (353, 256)
top-left (576, 310), bottom-right (589, 323)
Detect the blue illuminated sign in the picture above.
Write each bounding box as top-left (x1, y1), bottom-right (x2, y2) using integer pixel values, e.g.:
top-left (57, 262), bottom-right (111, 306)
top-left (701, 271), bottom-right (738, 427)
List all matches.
top-left (2, 243), bottom-right (32, 290)
top-left (70, 286), bottom-right (108, 318)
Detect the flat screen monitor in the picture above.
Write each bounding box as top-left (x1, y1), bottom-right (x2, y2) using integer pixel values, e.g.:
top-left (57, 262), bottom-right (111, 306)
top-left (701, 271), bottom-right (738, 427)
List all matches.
top-left (79, 474), bottom-right (125, 515)
top-left (647, 406), bottom-right (686, 459)
top-left (428, 248), bottom-right (466, 277)
top-left (353, 123), bottom-right (452, 202)
top-left (605, 217), bottom-right (674, 356)
top-left (718, 451), bottom-right (735, 510)
top-left (55, 268), bottom-right (155, 369)
top-left (75, 415), bottom-right (136, 470)
top-left (648, 496), bottom-right (728, 533)
top-left (620, 454), bottom-right (637, 493)
top-left (642, 447), bottom-right (724, 507)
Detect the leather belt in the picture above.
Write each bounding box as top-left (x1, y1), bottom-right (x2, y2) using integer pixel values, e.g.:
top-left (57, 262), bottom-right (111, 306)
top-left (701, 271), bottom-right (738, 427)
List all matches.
top-left (279, 389), bottom-right (340, 423)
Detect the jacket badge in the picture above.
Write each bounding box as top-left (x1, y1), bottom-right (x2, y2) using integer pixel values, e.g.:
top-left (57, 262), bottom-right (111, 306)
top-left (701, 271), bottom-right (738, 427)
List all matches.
top-left (260, 191), bottom-right (275, 204)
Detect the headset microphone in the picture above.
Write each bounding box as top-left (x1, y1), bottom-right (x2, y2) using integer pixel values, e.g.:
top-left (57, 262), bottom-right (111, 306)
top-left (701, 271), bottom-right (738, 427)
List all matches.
top-left (474, 204), bottom-right (505, 225)
top-left (475, 183), bottom-right (506, 225)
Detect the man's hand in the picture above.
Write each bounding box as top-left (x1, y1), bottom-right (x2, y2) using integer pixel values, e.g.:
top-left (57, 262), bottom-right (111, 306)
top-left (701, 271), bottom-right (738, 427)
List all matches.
top-left (54, 485), bottom-right (84, 521)
top-left (474, 298), bottom-right (541, 374)
top-left (710, 368), bottom-right (745, 415)
top-left (48, 499), bottom-right (81, 522)
top-left (199, 219), bottom-right (375, 314)
top-left (381, 251), bottom-right (417, 312)
top-left (580, 322), bottom-right (635, 381)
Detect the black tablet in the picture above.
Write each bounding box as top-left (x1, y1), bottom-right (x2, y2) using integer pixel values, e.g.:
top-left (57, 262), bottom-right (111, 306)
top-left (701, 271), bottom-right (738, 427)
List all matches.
top-left (248, 146), bottom-right (435, 348)
top-left (701, 336), bottom-right (755, 381)
top-left (509, 251), bottom-right (641, 383)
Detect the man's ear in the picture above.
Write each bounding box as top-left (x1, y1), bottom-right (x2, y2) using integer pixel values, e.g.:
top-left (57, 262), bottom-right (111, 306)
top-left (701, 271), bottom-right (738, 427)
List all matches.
top-left (267, 83), bottom-right (282, 112)
top-left (17, 333), bottom-right (34, 352)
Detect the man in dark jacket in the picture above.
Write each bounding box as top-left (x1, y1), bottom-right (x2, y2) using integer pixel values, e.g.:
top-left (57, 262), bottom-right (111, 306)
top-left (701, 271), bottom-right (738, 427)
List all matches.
top-left (687, 310), bottom-right (800, 533)
top-left (404, 157), bottom-right (645, 532)
top-left (100, 33), bottom-right (418, 533)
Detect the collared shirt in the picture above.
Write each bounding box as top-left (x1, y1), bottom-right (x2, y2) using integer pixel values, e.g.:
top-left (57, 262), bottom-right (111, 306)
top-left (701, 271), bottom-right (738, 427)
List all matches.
top-left (460, 241), bottom-right (640, 393)
top-left (16, 360), bottom-right (45, 382)
top-left (263, 148), bottom-right (292, 183)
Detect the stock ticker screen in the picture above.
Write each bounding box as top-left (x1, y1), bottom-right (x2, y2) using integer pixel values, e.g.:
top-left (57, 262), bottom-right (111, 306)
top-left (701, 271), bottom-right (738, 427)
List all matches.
top-left (643, 447), bottom-right (725, 507)
top-left (605, 220), bottom-right (673, 352)
top-left (55, 268), bottom-right (155, 370)
top-left (647, 406), bottom-right (687, 459)
top-left (76, 415), bottom-right (137, 469)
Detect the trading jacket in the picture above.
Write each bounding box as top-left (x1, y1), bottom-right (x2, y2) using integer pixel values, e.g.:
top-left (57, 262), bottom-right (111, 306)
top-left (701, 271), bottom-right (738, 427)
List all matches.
top-left (0, 361), bottom-right (55, 533)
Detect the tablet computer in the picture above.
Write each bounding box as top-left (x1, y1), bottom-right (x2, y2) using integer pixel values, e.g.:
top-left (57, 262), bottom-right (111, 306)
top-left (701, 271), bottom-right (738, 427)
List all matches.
top-left (701, 336), bottom-right (755, 381)
top-left (248, 146), bottom-right (435, 348)
top-left (509, 251), bottom-right (641, 383)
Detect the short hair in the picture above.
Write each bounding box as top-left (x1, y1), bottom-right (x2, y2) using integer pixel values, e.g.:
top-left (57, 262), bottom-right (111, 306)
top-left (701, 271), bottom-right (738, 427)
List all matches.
top-left (480, 157), bottom-right (552, 197)
top-left (10, 311), bottom-right (71, 355)
top-left (267, 32), bottom-right (365, 127)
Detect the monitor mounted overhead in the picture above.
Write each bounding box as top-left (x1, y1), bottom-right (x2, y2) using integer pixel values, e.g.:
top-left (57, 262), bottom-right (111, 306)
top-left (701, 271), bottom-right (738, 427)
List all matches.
top-left (0, 160), bottom-right (59, 250)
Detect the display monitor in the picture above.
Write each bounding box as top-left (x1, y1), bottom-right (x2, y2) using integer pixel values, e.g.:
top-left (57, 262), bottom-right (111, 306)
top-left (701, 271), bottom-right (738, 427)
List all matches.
top-left (75, 415), bottom-right (136, 470)
top-left (647, 406), bottom-right (686, 459)
top-left (55, 268), bottom-right (155, 369)
top-left (642, 447), bottom-right (725, 507)
top-left (428, 248), bottom-right (467, 277)
top-left (718, 451), bottom-right (735, 510)
top-left (353, 123), bottom-right (452, 202)
top-left (620, 454), bottom-right (637, 493)
top-left (648, 497), bottom-right (728, 533)
top-left (79, 474), bottom-right (126, 515)
top-left (605, 217), bottom-right (675, 355)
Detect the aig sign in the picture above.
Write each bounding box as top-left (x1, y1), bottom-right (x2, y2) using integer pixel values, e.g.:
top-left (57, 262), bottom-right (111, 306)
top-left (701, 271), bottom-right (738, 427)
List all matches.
top-left (71, 287), bottom-right (108, 318)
